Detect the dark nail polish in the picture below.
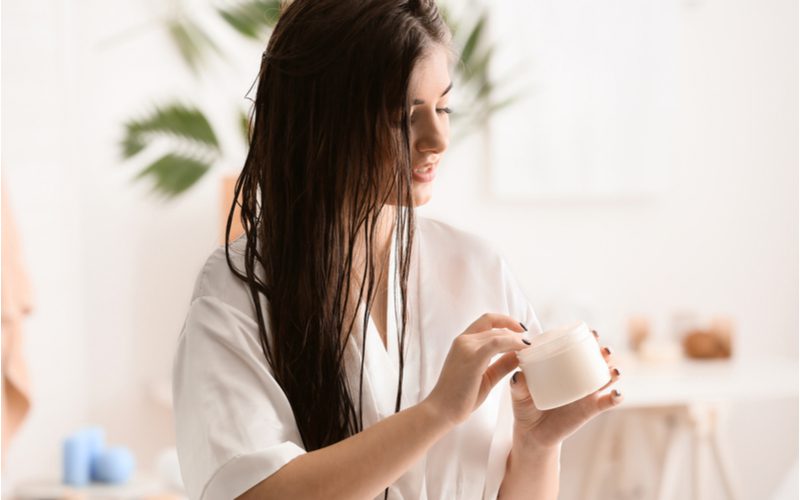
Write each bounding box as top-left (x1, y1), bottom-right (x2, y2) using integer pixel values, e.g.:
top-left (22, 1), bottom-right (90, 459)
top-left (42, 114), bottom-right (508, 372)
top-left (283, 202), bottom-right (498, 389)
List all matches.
top-left (604, 346), bottom-right (612, 355)
top-left (612, 389), bottom-right (622, 398)
top-left (592, 329), bottom-right (599, 338)
top-left (522, 338), bottom-right (531, 345)
top-left (511, 372), bottom-right (519, 384)
top-left (519, 322), bottom-right (528, 331)
top-left (613, 367), bottom-right (621, 376)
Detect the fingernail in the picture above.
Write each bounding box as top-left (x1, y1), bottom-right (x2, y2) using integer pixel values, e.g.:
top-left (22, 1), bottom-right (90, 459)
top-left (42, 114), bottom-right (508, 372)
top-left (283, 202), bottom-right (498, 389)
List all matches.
top-left (612, 389), bottom-right (622, 398)
top-left (613, 367), bottom-right (621, 376)
top-left (604, 346), bottom-right (612, 355)
top-left (592, 329), bottom-right (599, 338)
top-left (519, 322), bottom-right (528, 331)
top-left (511, 372), bottom-right (519, 384)
top-left (522, 338), bottom-right (531, 345)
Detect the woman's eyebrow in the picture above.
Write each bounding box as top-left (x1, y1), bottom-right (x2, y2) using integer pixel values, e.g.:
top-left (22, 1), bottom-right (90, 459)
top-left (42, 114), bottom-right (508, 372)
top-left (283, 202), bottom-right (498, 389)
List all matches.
top-left (411, 82), bottom-right (453, 105)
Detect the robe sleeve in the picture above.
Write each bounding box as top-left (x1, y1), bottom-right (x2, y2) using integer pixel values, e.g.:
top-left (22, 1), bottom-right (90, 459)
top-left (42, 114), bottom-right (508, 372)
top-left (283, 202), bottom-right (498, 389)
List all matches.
top-left (172, 295), bottom-right (306, 500)
top-left (483, 257), bottom-right (546, 500)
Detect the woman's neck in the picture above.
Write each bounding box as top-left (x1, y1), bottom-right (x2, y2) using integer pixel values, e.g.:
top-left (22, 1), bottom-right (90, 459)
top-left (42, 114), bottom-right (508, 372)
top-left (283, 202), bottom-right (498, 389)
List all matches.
top-left (346, 205), bottom-right (396, 343)
top-left (353, 206), bottom-right (395, 287)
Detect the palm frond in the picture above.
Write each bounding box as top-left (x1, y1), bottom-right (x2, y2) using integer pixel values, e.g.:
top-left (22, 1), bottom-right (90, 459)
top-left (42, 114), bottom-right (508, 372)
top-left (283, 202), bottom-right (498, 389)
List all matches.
top-left (447, 6), bottom-right (528, 145)
top-left (133, 153), bottom-right (213, 197)
top-left (459, 14), bottom-right (486, 70)
top-left (486, 93), bottom-right (521, 116)
top-left (121, 103), bottom-right (220, 159)
top-left (438, 4), bottom-right (460, 40)
top-left (238, 108), bottom-right (252, 144)
top-left (166, 18), bottom-right (222, 73)
top-left (462, 45), bottom-right (495, 85)
top-left (217, 0), bottom-right (282, 40)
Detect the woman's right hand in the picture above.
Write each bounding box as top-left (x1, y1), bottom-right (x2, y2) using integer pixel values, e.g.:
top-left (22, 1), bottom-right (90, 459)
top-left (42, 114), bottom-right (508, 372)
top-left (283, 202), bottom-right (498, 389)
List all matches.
top-left (423, 313), bottom-right (529, 426)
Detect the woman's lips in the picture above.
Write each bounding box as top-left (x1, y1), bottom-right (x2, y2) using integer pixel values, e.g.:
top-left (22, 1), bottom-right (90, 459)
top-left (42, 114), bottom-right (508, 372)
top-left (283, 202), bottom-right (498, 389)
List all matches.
top-left (412, 162), bottom-right (437, 183)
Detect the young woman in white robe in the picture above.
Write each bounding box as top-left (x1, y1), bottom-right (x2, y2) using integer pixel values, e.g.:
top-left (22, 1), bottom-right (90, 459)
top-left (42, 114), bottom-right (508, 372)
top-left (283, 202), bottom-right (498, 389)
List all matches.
top-left (172, 1), bottom-right (623, 499)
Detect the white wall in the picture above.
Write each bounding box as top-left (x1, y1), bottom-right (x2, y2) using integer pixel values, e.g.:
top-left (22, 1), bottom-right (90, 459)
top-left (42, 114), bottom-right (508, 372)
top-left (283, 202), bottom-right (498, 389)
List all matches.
top-left (1, 0), bottom-right (91, 491)
top-left (1, 0), bottom-right (796, 497)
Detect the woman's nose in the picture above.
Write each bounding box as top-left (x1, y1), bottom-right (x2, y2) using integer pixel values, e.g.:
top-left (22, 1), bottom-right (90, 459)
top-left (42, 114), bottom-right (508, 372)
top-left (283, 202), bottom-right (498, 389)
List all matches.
top-left (413, 116), bottom-right (449, 155)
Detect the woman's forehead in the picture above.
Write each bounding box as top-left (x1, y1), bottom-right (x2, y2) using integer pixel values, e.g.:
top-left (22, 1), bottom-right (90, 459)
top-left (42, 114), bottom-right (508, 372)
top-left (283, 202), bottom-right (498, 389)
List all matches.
top-left (409, 46), bottom-right (452, 103)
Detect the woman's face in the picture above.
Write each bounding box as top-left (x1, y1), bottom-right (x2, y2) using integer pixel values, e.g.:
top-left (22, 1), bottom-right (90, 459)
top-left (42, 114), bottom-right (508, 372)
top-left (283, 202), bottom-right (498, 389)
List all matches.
top-left (406, 45), bottom-right (451, 207)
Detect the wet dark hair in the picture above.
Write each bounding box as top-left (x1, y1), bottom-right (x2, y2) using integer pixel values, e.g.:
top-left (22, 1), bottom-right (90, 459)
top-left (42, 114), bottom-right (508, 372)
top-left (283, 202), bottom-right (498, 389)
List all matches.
top-left (223, 0), bottom-right (451, 478)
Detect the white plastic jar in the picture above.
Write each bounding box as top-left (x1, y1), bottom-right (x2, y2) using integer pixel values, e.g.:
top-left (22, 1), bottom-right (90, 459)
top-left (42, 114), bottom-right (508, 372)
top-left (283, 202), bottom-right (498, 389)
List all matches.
top-left (516, 321), bottom-right (611, 410)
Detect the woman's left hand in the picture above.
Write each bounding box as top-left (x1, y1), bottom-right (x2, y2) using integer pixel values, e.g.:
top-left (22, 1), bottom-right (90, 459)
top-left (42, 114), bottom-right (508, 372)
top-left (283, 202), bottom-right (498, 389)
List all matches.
top-left (509, 329), bottom-right (623, 451)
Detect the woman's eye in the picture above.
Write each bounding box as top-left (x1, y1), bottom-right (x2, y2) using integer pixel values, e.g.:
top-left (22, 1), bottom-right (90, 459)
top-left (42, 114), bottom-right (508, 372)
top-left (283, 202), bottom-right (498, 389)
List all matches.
top-left (436, 107), bottom-right (453, 115)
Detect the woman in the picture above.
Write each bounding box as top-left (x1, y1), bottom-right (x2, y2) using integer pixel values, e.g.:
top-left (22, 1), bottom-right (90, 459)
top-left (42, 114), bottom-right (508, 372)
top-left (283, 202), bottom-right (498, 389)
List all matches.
top-left (172, 1), bottom-right (623, 499)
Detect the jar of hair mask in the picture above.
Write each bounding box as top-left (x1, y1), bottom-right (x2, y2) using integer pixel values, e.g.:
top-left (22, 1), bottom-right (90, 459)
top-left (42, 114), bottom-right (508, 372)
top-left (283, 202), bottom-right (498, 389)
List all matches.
top-left (517, 321), bottom-right (611, 410)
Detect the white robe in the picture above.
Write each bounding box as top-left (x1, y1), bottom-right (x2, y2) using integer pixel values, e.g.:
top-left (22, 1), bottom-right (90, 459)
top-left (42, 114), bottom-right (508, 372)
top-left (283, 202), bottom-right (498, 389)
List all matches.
top-left (173, 216), bottom-right (543, 500)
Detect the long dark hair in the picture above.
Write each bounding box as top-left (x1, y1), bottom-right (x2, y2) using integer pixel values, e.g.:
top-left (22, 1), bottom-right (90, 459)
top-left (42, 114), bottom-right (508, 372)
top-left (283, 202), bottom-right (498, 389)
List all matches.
top-left (223, 0), bottom-right (451, 457)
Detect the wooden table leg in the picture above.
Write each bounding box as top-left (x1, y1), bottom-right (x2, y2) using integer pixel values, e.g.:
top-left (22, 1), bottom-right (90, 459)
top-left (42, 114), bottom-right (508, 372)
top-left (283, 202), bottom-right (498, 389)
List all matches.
top-left (708, 404), bottom-right (741, 500)
top-left (692, 418), bottom-right (705, 500)
top-left (588, 403), bottom-right (742, 500)
top-left (580, 413), bottom-right (615, 500)
top-left (656, 410), bottom-right (686, 500)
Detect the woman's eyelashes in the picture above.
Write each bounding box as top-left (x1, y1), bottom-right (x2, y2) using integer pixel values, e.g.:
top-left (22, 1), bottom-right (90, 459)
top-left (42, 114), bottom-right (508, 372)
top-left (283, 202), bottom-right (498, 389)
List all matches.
top-left (409, 106), bottom-right (453, 123)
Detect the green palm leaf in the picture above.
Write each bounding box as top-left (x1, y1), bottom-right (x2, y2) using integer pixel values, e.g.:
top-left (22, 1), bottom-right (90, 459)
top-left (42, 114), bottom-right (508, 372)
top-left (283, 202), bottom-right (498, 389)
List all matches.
top-left (122, 103), bottom-right (220, 158)
top-left (462, 45), bottom-right (495, 85)
top-left (217, 0), bottom-right (282, 40)
top-left (460, 14), bottom-right (486, 67)
top-left (167, 18), bottom-right (222, 73)
top-left (122, 104), bottom-right (221, 196)
top-left (446, 7), bottom-right (531, 143)
top-left (487, 93), bottom-right (521, 116)
top-left (438, 5), bottom-right (462, 45)
top-left (133, 153), bottom-right (213, 197)
top-left (239, 108), bottom-right (253, 144)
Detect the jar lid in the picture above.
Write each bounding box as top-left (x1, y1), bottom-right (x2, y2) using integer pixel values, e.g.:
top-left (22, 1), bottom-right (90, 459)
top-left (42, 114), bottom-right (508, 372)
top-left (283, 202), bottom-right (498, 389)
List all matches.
top-left (517, 320), bottom-right (592, 363)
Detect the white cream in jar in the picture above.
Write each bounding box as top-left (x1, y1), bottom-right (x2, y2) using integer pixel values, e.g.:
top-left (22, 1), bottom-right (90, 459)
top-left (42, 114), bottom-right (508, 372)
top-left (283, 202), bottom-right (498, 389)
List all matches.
top-left (517, 321), bottom-right (611, 410)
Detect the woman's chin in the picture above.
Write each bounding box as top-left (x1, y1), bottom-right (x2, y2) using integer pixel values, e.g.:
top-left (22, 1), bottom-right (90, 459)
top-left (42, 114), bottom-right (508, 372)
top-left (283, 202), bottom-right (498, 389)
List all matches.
top-left (383, 183), bottom-right (433, 207)
top-left (411, 183), bottom-right (433, 207)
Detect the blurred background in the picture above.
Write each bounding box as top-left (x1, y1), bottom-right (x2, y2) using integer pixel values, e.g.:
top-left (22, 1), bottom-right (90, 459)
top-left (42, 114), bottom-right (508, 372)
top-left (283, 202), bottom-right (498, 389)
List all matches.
top-left (1, 0), bottom-right (797, 498)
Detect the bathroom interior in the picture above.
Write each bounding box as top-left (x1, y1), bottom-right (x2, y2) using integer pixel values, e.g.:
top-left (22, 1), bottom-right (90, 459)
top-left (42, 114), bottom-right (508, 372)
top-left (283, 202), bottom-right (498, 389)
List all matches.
top-left (1, 0), bottom-right (797, 498)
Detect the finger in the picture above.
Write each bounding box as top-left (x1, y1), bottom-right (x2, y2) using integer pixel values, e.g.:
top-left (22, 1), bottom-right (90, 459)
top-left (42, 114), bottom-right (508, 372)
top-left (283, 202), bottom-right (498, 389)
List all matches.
top-left (570, 385), bottom-right (623, 421)
top-left (474, 330), bottom-right (530, 359)
top-left (509, 370), bottom-right (541, 422)
top-left (597, 366), bottom-right (621, 392)
top-left (470, 330), bottom-right (528, 366)
top-left (464, 313), bottom-right (527, 335)
top-left (601, 345), bottom-right (613, 360)
top-left (591, 329), bottom-right (600, 340)
top-left (596, 388), bottom-right (624, 412)
top-left (509, 370), bottom-right (531, 404)
top-left (483, 351), bottom-right (519, 389)
top-left (473, 327), bottom-right (527, 342)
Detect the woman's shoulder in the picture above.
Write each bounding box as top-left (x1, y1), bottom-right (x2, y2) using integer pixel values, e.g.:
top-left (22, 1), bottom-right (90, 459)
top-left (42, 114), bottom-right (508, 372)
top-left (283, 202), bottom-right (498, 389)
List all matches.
top-left (188, 234), bottom-right (257, 316)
